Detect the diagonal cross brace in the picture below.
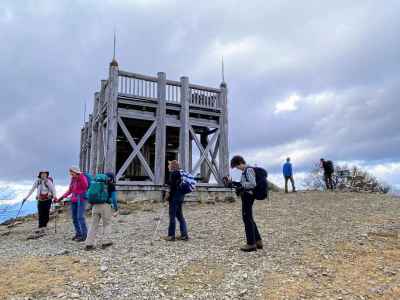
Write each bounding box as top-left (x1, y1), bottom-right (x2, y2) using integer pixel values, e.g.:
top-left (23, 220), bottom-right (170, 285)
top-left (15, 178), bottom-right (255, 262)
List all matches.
top-left (192, 129), bottom-right (220, 173)
top-left (189, 127), bottom-right (222, 183)
top-left (206, 136), bottom-right (220, 181)
top-left (116, 117), bottom-right (156, 181)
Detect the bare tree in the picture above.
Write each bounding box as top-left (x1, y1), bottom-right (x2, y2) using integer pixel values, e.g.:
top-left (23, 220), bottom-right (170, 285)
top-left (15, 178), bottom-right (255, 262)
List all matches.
top-left (304, 164), bottom-right (391, 193)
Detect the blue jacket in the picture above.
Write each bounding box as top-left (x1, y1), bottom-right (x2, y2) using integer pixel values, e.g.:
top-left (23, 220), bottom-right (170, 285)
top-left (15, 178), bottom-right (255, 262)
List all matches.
top-left (283, 162), bottom-right (293, 177)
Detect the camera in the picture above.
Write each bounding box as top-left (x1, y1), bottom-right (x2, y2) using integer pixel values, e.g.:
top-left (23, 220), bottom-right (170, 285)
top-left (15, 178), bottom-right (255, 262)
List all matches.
top-left (223, 176), bottom-right (244, 196)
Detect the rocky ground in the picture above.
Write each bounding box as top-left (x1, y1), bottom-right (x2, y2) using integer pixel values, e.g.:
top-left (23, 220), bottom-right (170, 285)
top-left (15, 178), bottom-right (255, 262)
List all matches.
top-left (0, 191), bottom-right (399, 300)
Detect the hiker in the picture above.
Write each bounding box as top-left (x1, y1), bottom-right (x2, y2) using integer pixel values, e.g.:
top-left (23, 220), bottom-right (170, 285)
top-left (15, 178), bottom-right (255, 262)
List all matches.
top-left (58, 166), bottom-right (89, 242)
top-left (23, 170), bottom-right (57, 233)
top-left (163, 160), bottom-right (189, 241)
top-left (282, 157), bottom-right (296, 193)
top-left (320, 158), bottom-right (334, 190)
top-left (85, 172), bottom-right (118, 251)
top-left (230, 155), bottom-right (263, 252)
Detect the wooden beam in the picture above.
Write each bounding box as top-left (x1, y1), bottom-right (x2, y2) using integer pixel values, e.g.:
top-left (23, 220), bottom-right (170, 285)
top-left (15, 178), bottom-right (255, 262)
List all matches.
top-left (179, 76), bottom-right (190, 170)
top-left (218, 83), bottom-right (230, 180)
top-left (206, 136), bottom-right (220, 181)
top-left (116, 117), bottom-right (156, 181)
top-left (118, 108), bottom-right (156, 121)
top-left (155, 72), bottom-right (167, 185)
top-left (118, 70), bottom-right (158, 82)
top-left (105, 62), bottom-right (119, 174)
top-left (189, 127), bottom-right (221, 183)
top-left (192, 129), bottom-right (219, 174)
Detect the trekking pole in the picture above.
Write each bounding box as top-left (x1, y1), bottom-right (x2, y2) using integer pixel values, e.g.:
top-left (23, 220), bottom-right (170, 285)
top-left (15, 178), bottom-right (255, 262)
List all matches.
top-left (53, 202), bottom-right (58, 234)
top-left (150, 204), bottom-right (167, 246)
top-left (7, 199), bottom-right (26, 228)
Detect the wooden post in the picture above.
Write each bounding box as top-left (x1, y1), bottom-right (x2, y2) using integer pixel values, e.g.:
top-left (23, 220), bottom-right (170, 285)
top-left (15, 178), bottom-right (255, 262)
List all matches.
top-left (218, 82), bottom-right (229, 181)
top-left (86, 115), bottom-right (93, 173)
top-left (96, 119), bottom-right (104, 174)
top-left (189, 136), bottom-right (193, 173)
top-left (90, 94), bottom-right (99, 175)
top-left (105, 60), bottom-right (119, 174)
top-left (200, 133), bottom-right (209, 182)
top-left (179, 76), bottom-right (190, 171)
top-left (79, 127), bottom-right (84, 170)
top-left (83, 122), bottom-right (89, 172)
top-left (155, 72), bottom-right (166, 185)
top-left (100, 80), bottom-right (107, 107)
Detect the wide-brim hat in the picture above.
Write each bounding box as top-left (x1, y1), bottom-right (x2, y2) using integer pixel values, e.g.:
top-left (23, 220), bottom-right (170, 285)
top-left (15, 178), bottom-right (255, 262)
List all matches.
top-left (38, 170), bottom-right (50, 178)
top-left (69, 166), bottom-right (82, 174)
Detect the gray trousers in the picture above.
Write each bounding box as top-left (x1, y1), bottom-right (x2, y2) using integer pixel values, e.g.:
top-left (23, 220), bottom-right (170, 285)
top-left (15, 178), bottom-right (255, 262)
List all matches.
top-left (85, 203), bottom-right (112, 246)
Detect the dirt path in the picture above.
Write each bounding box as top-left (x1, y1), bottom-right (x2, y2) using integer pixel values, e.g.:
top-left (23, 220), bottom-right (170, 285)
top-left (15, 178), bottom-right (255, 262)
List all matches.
top-left (0, 191), bottom-right (399, 299)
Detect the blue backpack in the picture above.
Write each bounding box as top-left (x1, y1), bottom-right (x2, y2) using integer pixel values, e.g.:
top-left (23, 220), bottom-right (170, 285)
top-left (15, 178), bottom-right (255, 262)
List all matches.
top-left (87, 174), bottom-right (110, 204)
top-left (179, 170), bottom-right (196, 195)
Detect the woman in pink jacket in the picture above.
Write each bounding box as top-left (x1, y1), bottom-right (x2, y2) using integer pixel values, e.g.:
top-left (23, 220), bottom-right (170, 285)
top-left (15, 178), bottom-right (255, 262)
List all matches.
top-left (58, 166), bottom-right (89, 242)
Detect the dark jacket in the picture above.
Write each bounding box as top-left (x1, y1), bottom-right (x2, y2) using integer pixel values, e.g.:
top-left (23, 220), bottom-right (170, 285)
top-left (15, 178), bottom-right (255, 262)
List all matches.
top-left (168, 170), bottom-right (182, 197)
top-left (322, 161), bottom-right (334, 174)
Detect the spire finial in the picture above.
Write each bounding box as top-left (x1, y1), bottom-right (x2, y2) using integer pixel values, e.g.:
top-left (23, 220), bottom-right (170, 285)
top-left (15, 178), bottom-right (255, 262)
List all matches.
top-left (110, 28), bottom-right (118, 67)
top-left (113, 28), bottom-right (116, 60)
top-left (221, 56), bottom-right (225, 83)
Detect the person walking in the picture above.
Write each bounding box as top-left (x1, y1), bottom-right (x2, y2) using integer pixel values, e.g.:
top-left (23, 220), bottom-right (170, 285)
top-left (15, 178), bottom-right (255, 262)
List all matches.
top-left (23, 170), bottom-right (57, 234)
top-left (58, 166), bottom-right (89, 242)
top-left (282, 157), bottom-right (296, 193)
top-left (230, 155), bottom-right (263, 252)
top-left (320, 158), bottom-right (334, 190)
top-left (85, 172), bottom-right (118, 251)
top-left (162, 160), bottom-right (189, 241)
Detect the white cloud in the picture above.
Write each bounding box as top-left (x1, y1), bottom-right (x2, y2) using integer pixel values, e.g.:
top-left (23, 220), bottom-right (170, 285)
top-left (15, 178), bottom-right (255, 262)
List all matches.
top-left (274, 91), bottom-right (335, 114)
top-left (274, 93), bottom-right (301, 114)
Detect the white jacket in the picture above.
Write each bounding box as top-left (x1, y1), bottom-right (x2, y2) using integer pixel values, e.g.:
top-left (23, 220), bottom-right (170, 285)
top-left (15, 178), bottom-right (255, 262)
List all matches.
top-left (26, 178), bottom-right (57, 200)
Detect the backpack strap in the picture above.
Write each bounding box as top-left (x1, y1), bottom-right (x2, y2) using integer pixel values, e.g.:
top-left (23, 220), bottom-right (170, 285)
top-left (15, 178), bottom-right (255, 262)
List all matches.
top-left (242, 167), bottom-right (255, 191)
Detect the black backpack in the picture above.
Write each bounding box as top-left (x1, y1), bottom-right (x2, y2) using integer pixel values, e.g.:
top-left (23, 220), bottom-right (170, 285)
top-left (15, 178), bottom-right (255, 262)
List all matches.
top-left (326, 160), bottom-right (334, 173)
top-left (244, 167), bottom-right (268, 200)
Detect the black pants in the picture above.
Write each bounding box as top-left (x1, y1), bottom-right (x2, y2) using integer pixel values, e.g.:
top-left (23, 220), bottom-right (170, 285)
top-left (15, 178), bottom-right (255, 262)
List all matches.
top-left (38, 199), bottom-right (52, 228)
top-left (284, 176), bottom-right (296, 193)
top-left (241, 192), bottom-right (261, 245)
top-left (324, 173), bottom-right (334, 190)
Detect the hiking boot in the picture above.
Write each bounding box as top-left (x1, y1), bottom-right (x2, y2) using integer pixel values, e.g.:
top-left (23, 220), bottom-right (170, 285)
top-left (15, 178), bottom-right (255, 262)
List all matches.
top-left (76, 236), bottom-right (86, 242)
top-left (256, 240), bottom-right (263, 249)
top-left (162, 236), bottom-right (175, 241)
top-left (176, 235), bottom-right (190, 241)
top-left (85, 245), bottom-right (95, 251)
top-left (240, 244), bottom-right (257, 252)
top-left (101, 242), bottom-right (113, 249)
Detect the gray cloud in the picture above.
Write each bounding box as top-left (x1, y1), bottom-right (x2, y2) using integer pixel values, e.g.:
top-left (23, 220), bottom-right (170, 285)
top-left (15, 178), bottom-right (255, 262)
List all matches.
top-left (0, 0), bottom-right (399, 186)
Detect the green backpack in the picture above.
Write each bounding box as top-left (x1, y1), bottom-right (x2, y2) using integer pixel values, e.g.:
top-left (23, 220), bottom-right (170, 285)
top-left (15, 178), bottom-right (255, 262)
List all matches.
top-left (87, 174), bottom-right (110, 204)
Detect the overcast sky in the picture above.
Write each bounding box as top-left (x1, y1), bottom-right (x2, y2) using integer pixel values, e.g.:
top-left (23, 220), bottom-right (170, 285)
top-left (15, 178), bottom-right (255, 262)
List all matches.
top-left (0, 0), bottom-right (399, 189)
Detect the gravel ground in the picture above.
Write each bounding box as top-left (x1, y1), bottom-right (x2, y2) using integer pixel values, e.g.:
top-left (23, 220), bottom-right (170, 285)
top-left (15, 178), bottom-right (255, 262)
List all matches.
top-left (0, 191), bottom-right (399, 300)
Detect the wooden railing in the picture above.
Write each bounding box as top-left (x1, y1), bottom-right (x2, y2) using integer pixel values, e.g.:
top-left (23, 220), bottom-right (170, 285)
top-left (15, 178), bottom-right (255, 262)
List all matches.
top-left (118, 71), bottom-right (158, 100)
top-left (190, 85), bottom-right (220, 109)
top-left (118, 70), bottom-right (221, 109)
top-left (166, 80), bottom-right (181, 104)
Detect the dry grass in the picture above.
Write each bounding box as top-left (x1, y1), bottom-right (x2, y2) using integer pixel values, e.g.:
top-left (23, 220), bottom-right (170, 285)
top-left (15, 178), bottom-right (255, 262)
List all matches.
top-left (0, 256), bottom-right (99, 299)
top-left (262, 230), bottom-right (400, 299)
